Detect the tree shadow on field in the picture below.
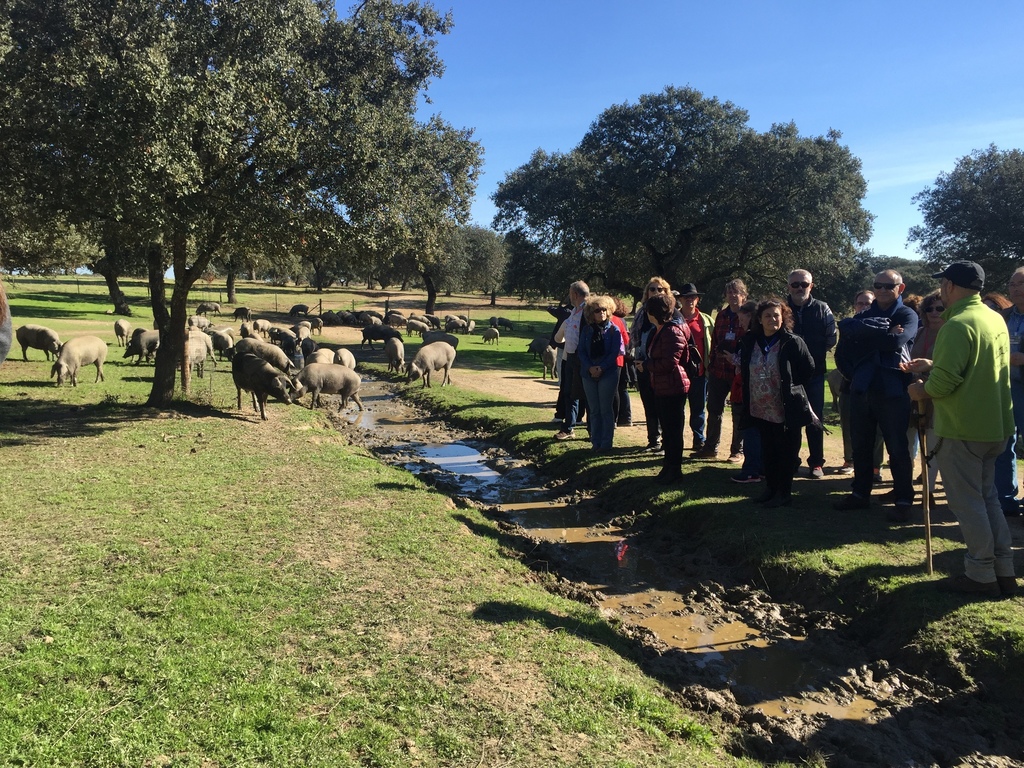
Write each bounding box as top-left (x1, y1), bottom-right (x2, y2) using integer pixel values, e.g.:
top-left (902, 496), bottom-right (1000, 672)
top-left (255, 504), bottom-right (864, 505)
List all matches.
top-left (0, 398), bottom-right (133, 444)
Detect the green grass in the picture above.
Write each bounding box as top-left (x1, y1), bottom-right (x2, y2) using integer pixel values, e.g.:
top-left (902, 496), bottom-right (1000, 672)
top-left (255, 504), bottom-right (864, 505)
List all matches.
top-left (0, 279), bottom-right (763, 767)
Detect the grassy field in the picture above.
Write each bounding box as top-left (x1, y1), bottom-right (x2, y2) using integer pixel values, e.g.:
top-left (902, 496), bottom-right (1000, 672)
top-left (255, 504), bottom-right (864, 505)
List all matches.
top-left (4, 275), bottom-right (1024, 765)
top-left (0, 277), bottom-right (765, 767)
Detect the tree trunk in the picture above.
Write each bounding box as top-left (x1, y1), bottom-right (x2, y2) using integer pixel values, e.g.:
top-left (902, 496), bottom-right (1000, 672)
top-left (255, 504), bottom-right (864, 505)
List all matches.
top-left (93, 264), bottom-right (133, 316)
top-left (490, 289), bottom-right (497, 307)
top-left (226, 263), bottom-right (237, 304)
top-left (422, 271), bottom-right (438, 316)
top-left (146, 226), bottom-right (218, 407)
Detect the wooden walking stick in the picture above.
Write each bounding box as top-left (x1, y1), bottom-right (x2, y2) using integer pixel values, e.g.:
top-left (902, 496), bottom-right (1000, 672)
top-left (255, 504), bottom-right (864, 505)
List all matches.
top-left (915, 401), bottom-right (934, 574)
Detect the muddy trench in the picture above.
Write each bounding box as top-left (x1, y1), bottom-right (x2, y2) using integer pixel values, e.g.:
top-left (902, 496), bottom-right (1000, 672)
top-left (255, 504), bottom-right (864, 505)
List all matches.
top-left (324, 376), bottom-right (1023, 768)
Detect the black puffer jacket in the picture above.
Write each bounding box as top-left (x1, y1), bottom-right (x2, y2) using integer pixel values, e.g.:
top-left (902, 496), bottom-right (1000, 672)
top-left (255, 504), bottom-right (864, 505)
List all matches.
top-left (738, 330), bottom-right (816, 430)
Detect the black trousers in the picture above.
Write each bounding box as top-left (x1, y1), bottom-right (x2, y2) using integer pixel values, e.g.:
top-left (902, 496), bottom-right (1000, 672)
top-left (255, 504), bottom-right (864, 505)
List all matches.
top-left (655, 393), bottom-right (686, 476)
top-left (636, 368), bottom-right (660, 446)
top-left (754, 417), bottom-right (802, 500)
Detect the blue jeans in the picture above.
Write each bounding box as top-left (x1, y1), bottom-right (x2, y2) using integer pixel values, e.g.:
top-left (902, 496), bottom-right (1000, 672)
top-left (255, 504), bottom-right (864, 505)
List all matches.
top-left (741, 425), bottom-right (763, 476)
top-left (687, 375), bottom-right (708, 448)
top-left (994, 379), bottom-right (1024, 512)
top-left (580, 371), bottom-right (618, 450)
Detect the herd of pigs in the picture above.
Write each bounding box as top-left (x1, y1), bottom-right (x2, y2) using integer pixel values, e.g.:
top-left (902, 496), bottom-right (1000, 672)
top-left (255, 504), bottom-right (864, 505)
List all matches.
top-left (13, 301), bottom-right (558, 420)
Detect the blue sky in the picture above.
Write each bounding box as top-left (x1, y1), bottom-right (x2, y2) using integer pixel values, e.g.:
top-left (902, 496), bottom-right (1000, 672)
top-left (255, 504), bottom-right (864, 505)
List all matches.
top-left (416, 1), bottom-right (1024, 261)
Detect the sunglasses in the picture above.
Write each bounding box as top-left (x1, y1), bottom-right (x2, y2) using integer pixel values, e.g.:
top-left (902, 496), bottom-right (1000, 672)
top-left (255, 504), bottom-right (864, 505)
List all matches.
top-left (925, 306), bottom-right (944, 313)
top-left (647, 287), bottom-right (665, 293)
top-left (789, 281), bottom-right (810, 289)
top-left (873, 282), bottom-right (898, 291)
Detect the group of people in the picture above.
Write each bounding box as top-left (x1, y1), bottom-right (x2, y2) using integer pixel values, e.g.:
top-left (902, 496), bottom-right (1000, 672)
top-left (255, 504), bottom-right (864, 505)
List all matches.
top-left (548, 262), bottom-right (1020, 598)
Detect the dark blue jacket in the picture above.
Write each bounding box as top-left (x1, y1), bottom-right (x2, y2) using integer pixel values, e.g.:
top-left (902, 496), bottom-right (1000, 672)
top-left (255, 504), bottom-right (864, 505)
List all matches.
top-left (835, 297), bottom-right (918, 397)
top-left (579, 320), bottom-right (623, 380)
top-left (787, 296), bottom-right (836, 378)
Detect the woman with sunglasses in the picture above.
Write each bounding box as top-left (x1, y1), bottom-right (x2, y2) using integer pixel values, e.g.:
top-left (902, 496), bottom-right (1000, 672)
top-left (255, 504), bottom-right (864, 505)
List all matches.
top-left (630, 277), bottom-right (673, 452)
top-left (906, 291), bottom-right (945, 497)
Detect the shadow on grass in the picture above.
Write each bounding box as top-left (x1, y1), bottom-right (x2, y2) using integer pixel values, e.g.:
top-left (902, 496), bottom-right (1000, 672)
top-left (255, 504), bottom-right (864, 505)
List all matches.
top-left (0, 397), bottom-right (250, 446)
top-left (471, 599), bottom-right (635, 656)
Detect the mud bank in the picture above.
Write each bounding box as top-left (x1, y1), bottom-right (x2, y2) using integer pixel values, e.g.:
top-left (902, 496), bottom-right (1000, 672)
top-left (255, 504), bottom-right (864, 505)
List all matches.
top-left (325, 377), bottom-right (1024, 768)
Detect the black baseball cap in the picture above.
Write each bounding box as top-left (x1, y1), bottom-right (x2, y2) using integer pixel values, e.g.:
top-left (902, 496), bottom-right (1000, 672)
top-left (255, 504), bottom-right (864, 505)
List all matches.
top-left (932, 261), bottom-right (985, 291)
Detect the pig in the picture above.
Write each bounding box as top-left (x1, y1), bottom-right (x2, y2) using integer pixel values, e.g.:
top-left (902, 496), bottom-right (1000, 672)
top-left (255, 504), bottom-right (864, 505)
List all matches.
top-left (527, 336), bottom-right (550, 360)
top-left (196, 302), bottom-right (221, 316)
top-left (113, 319), bottom-right (132, 347)
top-left (15, 324), bottom-right (61, 361)
top-left (407, 342), bottom-right (456, 388)
top-left (406, 319), bottom-right (430, 337)
top-left (288, 304), bottom-right (309, 317)
top-left (385, 337), bottom-right (405, 373)
top-left (233, 338), bottom-right (295, 374)
top-left (51, 336), bottom-right (107, 386)
top-left (233, 306), bottom-right (252, 321)
top-left (293, 363), bottom-right (363, 410)
top-left (334, 348), bottom-right (357, 369)
top-left (422, 330), bottom-right (459, 350)
top-left (542, 345), bottom-right (558, 380)
top-left (232, 352), bottom-right (299, 420)
top-left (482, 327), bottom-right (499, 345)
top-left (361, 325), bottom-right (402, 350)
top-left (124, 329), bottom-right (160, 364)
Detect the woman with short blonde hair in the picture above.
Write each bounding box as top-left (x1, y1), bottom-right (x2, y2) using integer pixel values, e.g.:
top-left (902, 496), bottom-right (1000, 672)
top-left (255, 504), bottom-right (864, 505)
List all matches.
top-left (578, 294), bottom-right (625, 451)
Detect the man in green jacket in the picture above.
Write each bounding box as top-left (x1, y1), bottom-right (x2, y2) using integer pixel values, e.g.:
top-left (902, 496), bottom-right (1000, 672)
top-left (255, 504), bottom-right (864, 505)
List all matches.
top-left (907, 261), bottom-right (1016, 597)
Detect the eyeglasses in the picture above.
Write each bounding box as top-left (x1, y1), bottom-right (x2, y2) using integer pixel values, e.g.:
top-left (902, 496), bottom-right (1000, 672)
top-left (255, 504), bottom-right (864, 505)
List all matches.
top-left (789, 282), bottom-right (810, 289)
top-left (873, 282), bottom-right (898, 291)
top-left (925, 306), bottom-right (944, 313)
top-left (647, 286), bottom-right (665, 293)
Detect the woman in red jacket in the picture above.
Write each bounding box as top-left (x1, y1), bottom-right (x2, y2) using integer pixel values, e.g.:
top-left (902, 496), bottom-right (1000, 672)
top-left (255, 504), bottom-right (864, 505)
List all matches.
top-left (642, 293), bottom-right (692, 484)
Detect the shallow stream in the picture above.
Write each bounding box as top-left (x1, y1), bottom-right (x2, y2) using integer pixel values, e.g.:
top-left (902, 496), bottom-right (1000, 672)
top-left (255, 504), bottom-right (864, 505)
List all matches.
top-left (327, 376), bottom-right (1023, 767)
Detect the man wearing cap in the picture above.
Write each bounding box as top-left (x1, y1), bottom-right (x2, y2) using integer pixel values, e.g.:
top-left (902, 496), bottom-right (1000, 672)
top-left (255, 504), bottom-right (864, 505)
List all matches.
top-left (786, 269), bottom-right (836, 477)
top-left (678, 283), bottom-right (713, 454)
top-left (905, 261), bottom-right (1016, 597)
top-left (833, 269), bottom-right (919, 519)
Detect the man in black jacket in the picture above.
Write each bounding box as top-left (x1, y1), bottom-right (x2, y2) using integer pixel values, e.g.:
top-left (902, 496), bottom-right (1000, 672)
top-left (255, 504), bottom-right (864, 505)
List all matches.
top-left (787, 269), bottom-right (836, 478)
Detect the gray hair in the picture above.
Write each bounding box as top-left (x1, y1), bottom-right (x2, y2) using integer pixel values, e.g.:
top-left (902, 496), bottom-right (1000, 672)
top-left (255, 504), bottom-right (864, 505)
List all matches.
top-left (569, 280), bottom-right (590, 299)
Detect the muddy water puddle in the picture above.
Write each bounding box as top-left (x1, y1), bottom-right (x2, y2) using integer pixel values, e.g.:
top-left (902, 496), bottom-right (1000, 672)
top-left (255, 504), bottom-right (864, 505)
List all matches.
top-left (345, 378), bottom-right (887, 725)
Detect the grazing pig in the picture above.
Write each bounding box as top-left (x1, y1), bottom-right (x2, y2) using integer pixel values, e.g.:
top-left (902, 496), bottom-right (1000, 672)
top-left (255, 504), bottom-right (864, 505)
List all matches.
top-left (527, 336), bottom-right (550, 360)
top-left (407, 341), bottom-right (456, 388)
top-left (239, 322), bottom-right (255, 339)
top-left (124, 329), bottom-right (160, 364)
top-left (303, 348), bottom-right (335, 366)
top-left (113, 319), bottom-right (132, 347)
top-left (196, 301), bottom-right (221, 316)
top-left (465, 319), bottom-right (476, 334)
top-left (252, 318), bottom-right (272, 337)
top-left (542, 345), bottom-right (558, 380)
top-left (495, 317), bottom-right (514, 331)
top-left (233, 306), bottom-right (252, 321)
top-left (385, 313), bottom-right (406, 328)
top-left (406, 319), bottom-right (430, 337)
top-left (51, 336), bottom-right (107, 386)
top-left (293, 363), bottom-right (363, 410)
top-left (186, 336), bottom-right (210, 377)
top-left (334, 348), bottom-right (357, 369)
top-left (288, 304), bottom-right (309, 317)
top-left (361, 325), bottom-right (402, 350)
top-left (422, 314), bottom-right (442, 329)
top-left (385, 337), bottom-right (405, 373)
top-left (208, 329), bottom-right (235, 360)
top-left (307, 316), bottom-right (323, 334)
top-left (422, 330), bottom-right (459, 350)
top-left (445, 317), bottom-right (467, 334)
top-left (16, 324), bottom-right (61, 361)
top-left (233, 338), bottom-right (295, 374)
top-left (826, 367), bottom-right (844, 412)
top-left (482, 327), bottom-right (499, 345)
top-left (231, 352), bottom-right (299, 420)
